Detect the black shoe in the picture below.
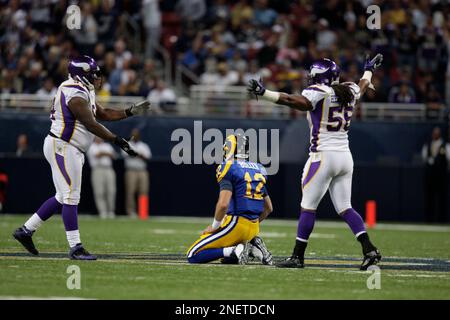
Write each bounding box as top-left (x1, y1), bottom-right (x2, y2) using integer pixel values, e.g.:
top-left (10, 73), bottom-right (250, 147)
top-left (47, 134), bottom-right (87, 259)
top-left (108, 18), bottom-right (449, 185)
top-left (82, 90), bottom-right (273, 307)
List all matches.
top-left (276, 256), bottom-right (304, 268)
top-left (13, 226), bottom-right (39, 255)
top-left (69, 244), bottom-right (97, 260)
top-left (250, 236), bottom-right (273, 265)
top-left (360, 249), bottom-right (381, 270)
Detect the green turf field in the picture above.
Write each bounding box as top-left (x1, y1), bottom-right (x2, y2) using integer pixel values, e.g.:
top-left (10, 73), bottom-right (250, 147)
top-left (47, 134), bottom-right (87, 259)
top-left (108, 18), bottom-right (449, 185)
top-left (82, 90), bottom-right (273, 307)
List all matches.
top-left (1, 214), bottom-right (450, 299)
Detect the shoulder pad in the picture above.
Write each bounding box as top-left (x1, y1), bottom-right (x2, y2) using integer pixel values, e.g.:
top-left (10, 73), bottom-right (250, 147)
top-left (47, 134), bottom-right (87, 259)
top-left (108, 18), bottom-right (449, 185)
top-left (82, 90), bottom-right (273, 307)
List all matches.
top-left (216, 160), bottom-right (234, 183)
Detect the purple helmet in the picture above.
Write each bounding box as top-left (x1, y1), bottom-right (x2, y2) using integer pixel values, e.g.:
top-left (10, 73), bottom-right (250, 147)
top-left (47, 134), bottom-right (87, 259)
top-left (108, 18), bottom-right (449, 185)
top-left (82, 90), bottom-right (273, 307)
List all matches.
top-left (308, 58), bottom-right (340, 86)
top-left (68, 55), bottom-right (101, 90)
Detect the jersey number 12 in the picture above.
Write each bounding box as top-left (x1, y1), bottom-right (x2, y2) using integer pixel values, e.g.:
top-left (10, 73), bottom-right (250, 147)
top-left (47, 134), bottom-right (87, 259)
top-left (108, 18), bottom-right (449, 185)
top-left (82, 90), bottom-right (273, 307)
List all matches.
top-left (244, 172), bottom-right (266, 200)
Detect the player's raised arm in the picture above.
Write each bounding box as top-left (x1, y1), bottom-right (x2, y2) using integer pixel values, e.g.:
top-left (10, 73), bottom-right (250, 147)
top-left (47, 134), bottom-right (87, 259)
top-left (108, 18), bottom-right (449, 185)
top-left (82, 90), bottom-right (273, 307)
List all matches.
top-left (247, 79), bottom-right (313, 111)
top-left (358, 54), bottom-right (383, 97)
top-left (95, 100), bottom-right (151, 121)
top-left (68, 97), bottom-right (138, 157)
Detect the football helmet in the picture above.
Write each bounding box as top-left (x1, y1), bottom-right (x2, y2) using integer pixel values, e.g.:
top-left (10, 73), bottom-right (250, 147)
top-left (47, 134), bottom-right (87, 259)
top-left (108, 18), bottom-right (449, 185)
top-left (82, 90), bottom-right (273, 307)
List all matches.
top-left (68, 55), bottom-right (102, 90)
top-left (223, 134), bottom-right (249, 161)
top-left (308, 58), bottom-right (340, 86)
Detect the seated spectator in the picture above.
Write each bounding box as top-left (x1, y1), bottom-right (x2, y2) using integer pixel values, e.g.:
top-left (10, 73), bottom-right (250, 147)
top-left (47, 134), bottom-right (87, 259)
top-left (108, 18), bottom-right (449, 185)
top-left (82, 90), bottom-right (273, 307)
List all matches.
top-left (22, 62), bottom-right (43, 94)
top-left (16, 134), bottom-right (32, 157)
top-left (36, 78), bottom-right (57, 100)
top-left (253, 0), bottom-right (277, 27)
top-left (388, 82), bottom-right (417, 103)
top-left (200, 59), bottom-right (220, 85)
top-left (147, 80), bottom-right (177, 113)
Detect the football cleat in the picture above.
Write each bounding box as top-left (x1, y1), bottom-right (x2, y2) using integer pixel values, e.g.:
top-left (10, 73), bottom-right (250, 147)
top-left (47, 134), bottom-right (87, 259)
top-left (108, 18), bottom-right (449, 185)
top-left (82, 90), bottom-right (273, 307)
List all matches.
top-left (276, 256), bottom-right (305, 268)
top-left (360, 249), bottom-right (381, 271)
top-left (69, 244), bottom-right (97, 260)
top-left (231, 243), bottom-right (250, 265)
top-left (13, 226), bottom-right (39, 255)
top-left (250, 236), bottom-right (273, 265)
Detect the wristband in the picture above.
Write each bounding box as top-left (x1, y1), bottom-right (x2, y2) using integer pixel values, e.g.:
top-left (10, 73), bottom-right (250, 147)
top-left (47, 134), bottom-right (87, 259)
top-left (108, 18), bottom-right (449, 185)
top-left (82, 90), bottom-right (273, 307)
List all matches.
top-left (211, 219), bottom-right (222, 229)
top-left (262, 89), bottom-right (281, 103)
top-left (361, 71), bottom-right (373, 82)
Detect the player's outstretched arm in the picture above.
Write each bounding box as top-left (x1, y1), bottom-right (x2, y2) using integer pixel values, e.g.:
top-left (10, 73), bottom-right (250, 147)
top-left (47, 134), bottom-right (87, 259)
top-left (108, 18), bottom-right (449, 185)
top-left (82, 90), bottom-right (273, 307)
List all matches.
top-left (358, 53), bottom-right (383, 97)
top-left (202, 190), bottom-right (232, 234)
top-left (68, 97), bottom-right (138, 157)
top-left (247, 79), bottom-right (313, 111)
top-left (259, 195), bottom-right (273, 223)
top-left (96, 100), bottom-right (151, 121)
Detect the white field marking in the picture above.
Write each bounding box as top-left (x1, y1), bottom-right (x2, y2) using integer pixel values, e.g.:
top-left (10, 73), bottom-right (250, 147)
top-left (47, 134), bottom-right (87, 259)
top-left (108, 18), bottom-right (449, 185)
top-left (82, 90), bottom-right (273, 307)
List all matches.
top-left (0, 296), bottom-right (95, 300)
top-left (2, 214), bottom-right (450, 232)
top-left (147, 216), bottom-right (450, 233)
top-left (385, 274), bottom-right (450, 279)
top-left (259, 232), bottom-right (335, 239)
top-left (310, 233), bottom-right (336, 239)
top-left (1, 255), bottom-right (449, 275)
top-left (150, 229), bottom-right (198, 235)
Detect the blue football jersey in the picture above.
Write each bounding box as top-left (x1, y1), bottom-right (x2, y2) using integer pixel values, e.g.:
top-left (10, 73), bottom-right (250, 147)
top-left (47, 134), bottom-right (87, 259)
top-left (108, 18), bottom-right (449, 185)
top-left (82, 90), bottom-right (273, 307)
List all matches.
top-left (216, 160), bottom-right (268, 220)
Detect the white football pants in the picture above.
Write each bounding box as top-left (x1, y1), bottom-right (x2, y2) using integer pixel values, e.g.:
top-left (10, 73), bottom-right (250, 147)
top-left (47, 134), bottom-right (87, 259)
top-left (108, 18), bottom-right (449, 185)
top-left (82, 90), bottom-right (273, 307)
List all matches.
top-left (300, 151), bottom-right (353, 214)
top-left (43, 135), bottom-right (85, 205)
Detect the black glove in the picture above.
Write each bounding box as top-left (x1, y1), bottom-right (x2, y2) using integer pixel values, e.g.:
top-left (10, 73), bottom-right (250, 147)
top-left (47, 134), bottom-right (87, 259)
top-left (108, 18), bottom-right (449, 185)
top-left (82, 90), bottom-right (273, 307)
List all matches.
top-left (247, 78), bottom-right (266, 100)
top-left (114, 136), bottom-right (138, 157)
top-left (125, 100), bottom-right (151, 117)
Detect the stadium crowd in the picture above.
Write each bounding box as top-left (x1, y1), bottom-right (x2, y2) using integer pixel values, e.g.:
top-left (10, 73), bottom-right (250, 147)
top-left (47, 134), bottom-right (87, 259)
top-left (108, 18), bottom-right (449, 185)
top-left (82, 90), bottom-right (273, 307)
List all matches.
top-left (0, 0), bottom-right (449, 115)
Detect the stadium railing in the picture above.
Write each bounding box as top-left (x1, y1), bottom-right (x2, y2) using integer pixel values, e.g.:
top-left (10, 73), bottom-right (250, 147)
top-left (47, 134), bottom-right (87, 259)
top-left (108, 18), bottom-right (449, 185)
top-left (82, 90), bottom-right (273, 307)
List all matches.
top-left (0, 89), bottom-right (439, 121)
top-left (0, 93), bottom-right (143, 112)
top-left (188, 85), bottom-right (434, 120)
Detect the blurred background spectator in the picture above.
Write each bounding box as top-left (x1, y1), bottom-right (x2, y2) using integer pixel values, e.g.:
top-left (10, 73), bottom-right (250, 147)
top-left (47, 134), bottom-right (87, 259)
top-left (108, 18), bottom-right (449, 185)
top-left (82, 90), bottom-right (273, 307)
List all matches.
top-left (0, 0), bottom-right (448, 115)
top-left (123, 128), bottom-right (152, 218)
top-left (15, 134), bottom-right (32, 157)
top-left (421, 127), bottom-right (450, 223)
top-left (87, 137), bottom-right (117, 219)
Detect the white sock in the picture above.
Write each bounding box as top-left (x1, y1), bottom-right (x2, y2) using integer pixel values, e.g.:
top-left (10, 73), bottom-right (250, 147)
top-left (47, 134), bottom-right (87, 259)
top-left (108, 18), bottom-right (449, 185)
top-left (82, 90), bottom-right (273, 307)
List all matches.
top-left (223, 246), bottom-right (235, 257)
top-left (24, 213), bottom-right (44, 232)
top-left (66, 230), bottom-right (81, 248)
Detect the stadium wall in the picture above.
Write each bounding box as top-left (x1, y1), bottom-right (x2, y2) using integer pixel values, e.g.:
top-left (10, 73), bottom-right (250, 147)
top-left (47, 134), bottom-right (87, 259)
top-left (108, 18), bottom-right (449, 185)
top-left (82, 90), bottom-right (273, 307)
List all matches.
top-left (0, 113), bottom-right (447, 221)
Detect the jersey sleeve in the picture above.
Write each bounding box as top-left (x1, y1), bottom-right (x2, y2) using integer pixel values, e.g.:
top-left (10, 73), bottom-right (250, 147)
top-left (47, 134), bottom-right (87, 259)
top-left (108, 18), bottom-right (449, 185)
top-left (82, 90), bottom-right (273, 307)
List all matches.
top-left (216, 161), bottom-right (234, 183)
top-left (61, 86), bottom-right (90, 104)
top-left (301, 85), bottom-right (328, 110)
top-left (219, 179), bottom-right (233, 191)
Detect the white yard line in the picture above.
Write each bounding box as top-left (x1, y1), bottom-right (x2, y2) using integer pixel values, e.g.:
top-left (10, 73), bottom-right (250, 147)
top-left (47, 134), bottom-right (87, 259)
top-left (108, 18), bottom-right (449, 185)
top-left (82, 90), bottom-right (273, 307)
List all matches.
top-left (149, 216), bottom-right (450, 233)
top-left (2, 214), bottom-right (450, 232)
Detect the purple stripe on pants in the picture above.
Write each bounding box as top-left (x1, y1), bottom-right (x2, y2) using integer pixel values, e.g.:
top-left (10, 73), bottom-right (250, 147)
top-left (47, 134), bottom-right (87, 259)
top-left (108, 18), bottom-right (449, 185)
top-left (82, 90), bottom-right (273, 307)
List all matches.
top-left (341, 208), bottom-right (366, 236)
top-left (62, 204), bottom-right (78, 231)
top-left (303, 160), bottom-right (321, 188)
top-left (36, 196), bottom-right (62, 221)
top-left (297, 209), bottom-right (316, 241)
top-left (60, 92), bottom-right (76, 142)
top-left (55, 153), bottom-right (71, 186)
